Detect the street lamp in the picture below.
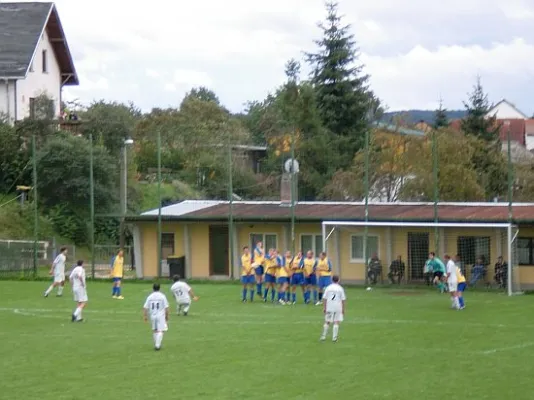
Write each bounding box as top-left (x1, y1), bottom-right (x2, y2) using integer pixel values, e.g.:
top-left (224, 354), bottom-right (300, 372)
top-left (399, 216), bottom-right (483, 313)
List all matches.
top-left (120, 137), bottom-right (134, 248)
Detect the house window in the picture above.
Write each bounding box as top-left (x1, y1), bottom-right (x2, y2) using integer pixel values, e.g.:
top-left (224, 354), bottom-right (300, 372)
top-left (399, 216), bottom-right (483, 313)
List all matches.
top-left (457, 236), bottom-right (490, 265)
top-left (351, 235), bottom-right (379, 263)
top-left (300, 234), bottom-right (323, 255)
top-left (250, 233), bottom-right (277, 252)
top-left (161, 233), bottom-right (175, 260)
top-left (518, 238), bottom-right (534, 265)
top-left (29, 97), bottom-right (36, 119)
top-left (42, 50), bottom-right (48, 73)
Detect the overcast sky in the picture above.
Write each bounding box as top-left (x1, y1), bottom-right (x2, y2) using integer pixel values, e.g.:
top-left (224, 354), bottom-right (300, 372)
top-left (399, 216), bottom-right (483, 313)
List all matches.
top-left (43, 0), bottom-right (534, 114)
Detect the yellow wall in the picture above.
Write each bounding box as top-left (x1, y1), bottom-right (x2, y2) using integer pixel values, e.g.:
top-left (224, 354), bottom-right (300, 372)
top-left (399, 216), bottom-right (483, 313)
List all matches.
top-left (237, 223), bottom-right (285, 252)
top-left (516, 227), bottom-right (534, 285)
top-left (189, 224), bottom-right (210, 278)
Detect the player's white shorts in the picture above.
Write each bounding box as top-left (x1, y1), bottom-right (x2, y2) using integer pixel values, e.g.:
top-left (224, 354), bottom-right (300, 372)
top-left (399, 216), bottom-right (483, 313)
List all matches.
top-left (325, 311), bottom-right (343, 323)
top-left (73, 288), bottom-right (88, 302)
top-left (151, 315), bottom-right (166, 331)
top-left (448, 282), bottom-right (458, 292)
top-left (54, 273), bottom-right (65, 283)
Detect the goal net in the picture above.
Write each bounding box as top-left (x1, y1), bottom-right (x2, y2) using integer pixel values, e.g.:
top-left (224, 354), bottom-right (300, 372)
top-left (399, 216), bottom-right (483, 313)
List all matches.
top-left (321, 221), bottom-right (522, 296)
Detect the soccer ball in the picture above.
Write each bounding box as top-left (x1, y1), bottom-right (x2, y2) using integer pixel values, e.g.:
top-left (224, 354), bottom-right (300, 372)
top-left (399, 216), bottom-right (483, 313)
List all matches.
top-left (366, 287), bottom-right (372, 291)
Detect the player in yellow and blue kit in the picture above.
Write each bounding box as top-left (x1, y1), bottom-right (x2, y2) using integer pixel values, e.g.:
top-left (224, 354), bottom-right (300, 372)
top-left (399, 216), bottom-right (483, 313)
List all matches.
top-left (263, 249), bottom-right (278, 302)
top-left (316, 252), bottom-right (333, 305)
top-left (240, 246), bottom-right (255, 302)
top-left (290, 251), bottom-right (304, 304)
top-left (456, 256), bottom-right (467, 310)
top-left (111, 249), bottom-right (125, 299)
top-left (301, 251), bottom-right (318, 304)
top-left (253, 241), bottom-right (265, 296)
top-left (277, 252), bottom-right (290, 304)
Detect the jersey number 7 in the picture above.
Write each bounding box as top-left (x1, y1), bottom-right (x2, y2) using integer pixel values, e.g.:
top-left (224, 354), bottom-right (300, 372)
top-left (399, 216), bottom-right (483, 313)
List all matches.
top-left (331, 293), bottom-right (336, 300)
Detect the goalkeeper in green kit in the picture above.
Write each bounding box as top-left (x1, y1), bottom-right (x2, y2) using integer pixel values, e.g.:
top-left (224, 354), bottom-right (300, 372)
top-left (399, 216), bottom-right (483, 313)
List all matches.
top-left (426, 252), bottom-right (447, 293)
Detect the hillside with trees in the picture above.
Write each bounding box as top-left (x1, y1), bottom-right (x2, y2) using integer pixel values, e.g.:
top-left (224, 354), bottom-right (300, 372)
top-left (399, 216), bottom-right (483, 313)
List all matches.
top-left (1, 1), bottom-right (532, 249)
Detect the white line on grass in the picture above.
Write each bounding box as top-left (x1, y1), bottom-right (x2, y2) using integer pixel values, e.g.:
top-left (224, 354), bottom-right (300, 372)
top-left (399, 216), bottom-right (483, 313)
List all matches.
top-left (479, 342), bottom-right (534, 355)
top-left (0, 307), bottom-right (521, 329)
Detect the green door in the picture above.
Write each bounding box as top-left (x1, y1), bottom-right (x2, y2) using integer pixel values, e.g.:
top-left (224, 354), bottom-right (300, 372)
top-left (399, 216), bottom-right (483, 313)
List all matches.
top-left (209, 226), bottom-right (229, 276)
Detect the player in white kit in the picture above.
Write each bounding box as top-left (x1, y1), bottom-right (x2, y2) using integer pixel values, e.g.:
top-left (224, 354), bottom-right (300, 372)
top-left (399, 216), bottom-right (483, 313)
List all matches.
top-left (69, 260), bottom-right (87, 322)
top-left (143, 283), bottom-right (169, 350)
top-left (320, 275), bottom-right (346, 342)
top-left (170, 275), bottom-right (199, 316)
top-left (44, 247), bottom-right (68, 297)
top-left (445, 254), bottom-right (460, 310)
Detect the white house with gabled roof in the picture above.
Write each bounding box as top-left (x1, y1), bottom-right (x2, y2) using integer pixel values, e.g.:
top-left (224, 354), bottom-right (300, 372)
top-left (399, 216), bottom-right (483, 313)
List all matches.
top-left (0, 2), bottom-right (78, 123)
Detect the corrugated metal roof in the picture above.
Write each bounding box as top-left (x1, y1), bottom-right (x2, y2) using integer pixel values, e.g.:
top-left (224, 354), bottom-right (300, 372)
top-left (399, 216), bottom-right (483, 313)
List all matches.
top-left (130, 201), bottom-right (534, 223)
top-left (141, 200), bottom-right (223, 216)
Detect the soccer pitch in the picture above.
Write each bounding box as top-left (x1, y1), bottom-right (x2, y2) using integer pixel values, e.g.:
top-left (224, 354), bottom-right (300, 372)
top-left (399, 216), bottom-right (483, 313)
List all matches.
top-left (1, 282), bottom-right (533, 400)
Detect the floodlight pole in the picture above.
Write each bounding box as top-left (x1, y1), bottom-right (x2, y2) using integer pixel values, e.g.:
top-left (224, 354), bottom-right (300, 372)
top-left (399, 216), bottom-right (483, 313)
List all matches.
top-left (157, 132), bottom-right (162, 278)
top-left (89, 134), bottom-right (95, 279)
top-left (32, 135), bottom-right (38, 276)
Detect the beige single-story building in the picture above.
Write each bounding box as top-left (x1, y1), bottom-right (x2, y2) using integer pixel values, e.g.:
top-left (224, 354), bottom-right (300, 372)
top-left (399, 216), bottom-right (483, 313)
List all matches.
top-left (126, 200), bottom-right (534, 290)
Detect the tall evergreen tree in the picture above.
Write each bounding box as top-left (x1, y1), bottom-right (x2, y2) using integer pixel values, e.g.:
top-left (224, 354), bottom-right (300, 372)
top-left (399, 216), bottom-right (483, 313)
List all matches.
top-left (461, 77), bottom-right (500, 141)
top-left (433, 98), bottom-right (449, 129)
top-left (305, 1), bottom-right (371, 169)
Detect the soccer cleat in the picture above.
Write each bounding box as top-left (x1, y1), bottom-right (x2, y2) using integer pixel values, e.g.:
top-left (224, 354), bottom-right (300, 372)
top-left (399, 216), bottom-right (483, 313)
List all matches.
top-left (320, 336), bottom-right (326, 342)
top-left (56, 294), bottom-right (62, 297)
top-left (76, 319), bottom-right (84, 323)
top-left (333, 338), bottom-right (338, 343)
top-left (315, 301), bottom-right (322, 306)
top-left (183, 311), bottom-right (188, 316)
top-left (155, 347), bottom-right (160, 351)
top-left (292, 301), bottom-right (296, 305)
top-left (242, 299), bottom-right (247, 303)
top-left (71, 314), bottom-right (76, 322)
top-left (112, 295), bottom-right (118, 299)
top-left (44, 292), bottom-right (48, 298)
top-left (278, 299), bottom-right (286, 305)
top-left (116, 296), bottom-right (124, 300)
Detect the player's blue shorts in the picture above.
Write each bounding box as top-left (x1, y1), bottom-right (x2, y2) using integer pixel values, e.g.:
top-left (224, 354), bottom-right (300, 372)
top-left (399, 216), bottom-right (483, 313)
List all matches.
top-left (318, 276), bottom-right (332, 289)
top-left (241, 275), bottom-right (254, 284)
top-left (457, 282), bottom-right (467, 292)
top-left (277, 277), bottom-right (289, 285)
top-left (264, 273), bottom-right (276, 284)
top-left (254, 266), bottom-right (264, 275)
top-left (291, 273), bottom-right (304, 285)
top-left (112, 277), bottom-right (121, 283)
top-left (305, 274), bottom-right (317, 286)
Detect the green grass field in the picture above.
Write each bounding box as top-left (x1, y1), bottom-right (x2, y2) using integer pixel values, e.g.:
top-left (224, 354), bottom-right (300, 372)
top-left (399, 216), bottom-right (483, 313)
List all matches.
top-left (1, 281), bottom-right (533, 400)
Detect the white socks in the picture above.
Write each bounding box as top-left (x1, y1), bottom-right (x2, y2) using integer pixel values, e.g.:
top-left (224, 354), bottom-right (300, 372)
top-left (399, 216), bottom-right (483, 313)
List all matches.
top-left (45, 285), bottom-right (54, 295)
top-left (57, 286), bottom-right (63, 295)
top-left (333, 325), bottom-right (339, 340)
top-left (154, 332), bottom-right (163, 348)
top-left (73, 307), bottom-right (82, 320)
top-left (321, 324), bottom-right (329, 339)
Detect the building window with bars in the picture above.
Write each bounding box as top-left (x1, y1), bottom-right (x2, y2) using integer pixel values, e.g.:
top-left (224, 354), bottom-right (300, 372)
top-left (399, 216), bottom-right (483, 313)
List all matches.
top-left (250, 233), bottom-right (277, 252)
top-left (161, 233), bottom-right (175, 259)
top-left (518, 238), bottom-right (534, 265)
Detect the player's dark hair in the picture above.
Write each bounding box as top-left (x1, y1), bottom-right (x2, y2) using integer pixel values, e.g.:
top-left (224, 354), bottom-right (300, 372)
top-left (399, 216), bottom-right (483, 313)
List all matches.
top-left (153, 283), bottom-right (160, 291)
top-left (332, 275), bottom-right (340, 283)
top-left (173, 275), bottom-right (181, 282)
top-left (429, 252), bottom-right (435, 256)
top-left (60, 247), bottom-right (67, 253)
top-left (76, 260), bottom-right (83, 266)
top-left (243, 246), bottom-right (248, 250)
top-left (444, 254), bottom-right (450, 259)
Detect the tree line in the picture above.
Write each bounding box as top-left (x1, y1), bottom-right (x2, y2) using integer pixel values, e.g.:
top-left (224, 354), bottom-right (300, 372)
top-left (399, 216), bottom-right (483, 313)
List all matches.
top-left (1, 1), bottom-right (532, 246)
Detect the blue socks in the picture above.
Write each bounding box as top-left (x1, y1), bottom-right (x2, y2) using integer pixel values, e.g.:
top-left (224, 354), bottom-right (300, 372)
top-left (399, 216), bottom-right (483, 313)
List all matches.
top-left (318, 292), bottom-right (323, 301)
top-left (292, 293), bottom-right (296, 303)
top-left (286, 292), bottom-right (291, 302)
top-left (116, 287), bottom-right (121, 296)
top-left (264, 288), bottom-right (269, 299)
top-left (313, 290), bottom-right (318, 302)
top-left (242, 288), bottom-right (247, 300)
top-left (459, 296), bottom-right (465, 308)
top-left (112, 287), bottom-right (117, 296)
top-left (271, 289), bottom-right (276, 302)
top-left (250, 290), bottom-right (254, 301)
top-left (256, 283), bottom-right (262, 295)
